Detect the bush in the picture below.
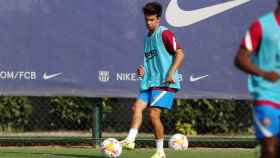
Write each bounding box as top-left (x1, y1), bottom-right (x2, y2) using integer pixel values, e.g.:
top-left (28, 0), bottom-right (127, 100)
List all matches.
top-left (172, 99), bottom-right (253, 135)
top-left (0, 96), bottom-right (32, 132)
top-left (48, 97), bottom-right (93, 130)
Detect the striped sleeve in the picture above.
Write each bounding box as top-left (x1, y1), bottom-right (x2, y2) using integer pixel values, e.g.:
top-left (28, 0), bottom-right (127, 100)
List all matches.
top-left (241, 20), bottom-right (262, 53)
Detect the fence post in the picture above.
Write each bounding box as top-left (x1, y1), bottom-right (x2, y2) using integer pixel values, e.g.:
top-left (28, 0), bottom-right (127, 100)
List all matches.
top-left (92, 98), bottom-right (103, 147)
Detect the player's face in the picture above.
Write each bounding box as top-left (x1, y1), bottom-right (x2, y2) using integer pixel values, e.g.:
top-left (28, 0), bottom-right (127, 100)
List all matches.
top-left (144, 15), bottom-right (160, 32)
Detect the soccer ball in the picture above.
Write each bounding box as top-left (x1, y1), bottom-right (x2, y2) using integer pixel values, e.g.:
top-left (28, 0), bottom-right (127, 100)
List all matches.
top-left (101, 138), bottom-right (122, 158)
top-left (169, 133), bottom-right (188, 150)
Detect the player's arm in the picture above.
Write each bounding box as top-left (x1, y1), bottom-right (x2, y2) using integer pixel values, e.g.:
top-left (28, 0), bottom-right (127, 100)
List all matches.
top-left (234, 21), bottom-right (279, 82)
top-left (162, 30), bottom-right (184, 83)
top-left (235, 47), bottom-right (279, 82)
top-left (235, 47), bottom-right (265, 76)
top-left (166, 48), bottom-right (184, 83)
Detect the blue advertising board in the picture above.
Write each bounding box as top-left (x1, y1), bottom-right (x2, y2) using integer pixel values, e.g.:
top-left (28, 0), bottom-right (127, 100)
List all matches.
top-left (0, 0), bottom-right (274, 98)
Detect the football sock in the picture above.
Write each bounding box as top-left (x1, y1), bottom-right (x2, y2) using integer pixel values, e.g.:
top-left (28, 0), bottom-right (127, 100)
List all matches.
top-left (156, 139), bottom-right (164, 153)
top-left (127, 128), bottom-right (138, 142)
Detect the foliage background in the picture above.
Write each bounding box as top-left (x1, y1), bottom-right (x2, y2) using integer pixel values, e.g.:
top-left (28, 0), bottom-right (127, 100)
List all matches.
top-left (0, 97), bottom-right (253, 136)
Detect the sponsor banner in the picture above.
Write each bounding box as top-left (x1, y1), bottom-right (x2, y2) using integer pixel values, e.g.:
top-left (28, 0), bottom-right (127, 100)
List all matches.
top-left (0, 0), bottom-right (274, 98)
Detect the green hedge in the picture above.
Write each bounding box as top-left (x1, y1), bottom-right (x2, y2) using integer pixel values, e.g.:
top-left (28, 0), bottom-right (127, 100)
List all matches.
top-left (0, 97), bottom-right (32, 132)
top-left (0, 97), bottom-right (253, 135)
top-left (169, 99), bottom-right (253, 135)
top-left (26, 97), bottom-right (94, 131)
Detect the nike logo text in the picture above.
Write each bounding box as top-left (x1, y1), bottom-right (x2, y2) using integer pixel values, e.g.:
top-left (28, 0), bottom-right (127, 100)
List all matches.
top-left (190, 74), bottom-right (209, 82)
top-left (43, 72), bottom-right (63, 80)
top-left (165, 0), bottom-right (251, 27)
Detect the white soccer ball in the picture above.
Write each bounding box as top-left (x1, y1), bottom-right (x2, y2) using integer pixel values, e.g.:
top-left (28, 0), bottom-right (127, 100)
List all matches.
top-left (101, 138), bottom-right (122, 158)
top-left (169, 133), bottom-right (188, 150)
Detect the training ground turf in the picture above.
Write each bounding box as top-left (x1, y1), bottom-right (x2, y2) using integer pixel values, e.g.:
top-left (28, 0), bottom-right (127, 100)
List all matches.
top-left (0, 147), bottom-right (256, 158)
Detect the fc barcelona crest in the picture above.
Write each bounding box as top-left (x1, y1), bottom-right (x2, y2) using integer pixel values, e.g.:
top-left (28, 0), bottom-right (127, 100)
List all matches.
top-left (98, 71), bottom-right (110, 82)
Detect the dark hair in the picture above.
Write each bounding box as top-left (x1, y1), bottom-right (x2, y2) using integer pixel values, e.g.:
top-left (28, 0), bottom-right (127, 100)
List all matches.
top-left (142, 2), bottom-right (162, 17)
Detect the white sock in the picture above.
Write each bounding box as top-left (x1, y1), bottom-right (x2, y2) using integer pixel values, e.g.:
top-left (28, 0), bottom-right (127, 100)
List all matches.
top-left (156, 139), bottom-right (164, 153)
top-left (126, 128), bottom-right (138, 142)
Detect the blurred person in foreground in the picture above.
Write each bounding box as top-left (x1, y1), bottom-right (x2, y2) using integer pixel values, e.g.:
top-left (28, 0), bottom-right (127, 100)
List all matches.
top-left (235, 1), bottom-right (280, 157)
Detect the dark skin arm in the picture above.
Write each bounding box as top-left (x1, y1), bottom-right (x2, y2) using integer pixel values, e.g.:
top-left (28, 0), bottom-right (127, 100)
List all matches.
top-left (234, 47), bottom-right (279, 82)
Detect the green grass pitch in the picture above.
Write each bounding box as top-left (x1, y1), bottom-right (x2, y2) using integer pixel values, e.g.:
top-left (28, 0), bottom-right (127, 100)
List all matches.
top-left (0, 147), bottom-right (256, 158)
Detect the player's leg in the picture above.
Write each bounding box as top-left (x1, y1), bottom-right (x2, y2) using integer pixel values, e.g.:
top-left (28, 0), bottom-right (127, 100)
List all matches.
top-left (149, 107), bottom-right (164, 140)
top-left (130, 99), bottom-right (148, 130)
top-left (276, 111), bottom-right (280, 157)
top-left (126, 99), bottom-right (147, 142)
top-left (121, 91), bottom-right (149, 149)
top-left (149, 90), bottom-right (175, 158)
top-left (260, 137), bottom-right (278, 158)
top-left (278, 136), bottom-right (280, 158)
top-left (253, 105), bottom-right (279, 158)
top-left (149, 107), bottom-right (165, 158)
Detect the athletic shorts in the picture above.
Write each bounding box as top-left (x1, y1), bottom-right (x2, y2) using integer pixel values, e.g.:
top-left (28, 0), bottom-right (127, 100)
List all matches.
top-left (253, 105), bottom-right (280, 139)
top-left (137, 89), bottom-right (176, 110)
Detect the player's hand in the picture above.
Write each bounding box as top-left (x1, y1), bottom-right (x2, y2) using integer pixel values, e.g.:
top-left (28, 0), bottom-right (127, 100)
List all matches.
top-left (137, 65), bottom-right (144, 77)
top-left (164, 71), bottom-right (175, 85)
top-left (262, 71), bottom-right (280, 82)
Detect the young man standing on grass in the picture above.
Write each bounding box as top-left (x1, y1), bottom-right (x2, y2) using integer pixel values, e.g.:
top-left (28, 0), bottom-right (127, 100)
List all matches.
top-left (235, 1), bottom-right (280, 158)
top-left (121, 2), bottom-right (184, 158)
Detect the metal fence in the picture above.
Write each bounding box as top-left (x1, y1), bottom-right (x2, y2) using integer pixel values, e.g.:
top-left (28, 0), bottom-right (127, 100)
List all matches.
top-left (0, 97), bottom-right (256, 148)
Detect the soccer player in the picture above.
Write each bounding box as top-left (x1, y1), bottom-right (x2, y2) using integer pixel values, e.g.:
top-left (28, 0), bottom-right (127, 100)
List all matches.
top-left (121, 2), bottom-right (184, 158)
top-left (234, 1), bottom-right (280, 158)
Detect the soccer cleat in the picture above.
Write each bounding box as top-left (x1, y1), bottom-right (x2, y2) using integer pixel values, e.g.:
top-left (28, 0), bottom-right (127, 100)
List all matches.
top-left (150, 151), bottom-right (166, 158)
top-left (120, 139), bottom-right (135, 150)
